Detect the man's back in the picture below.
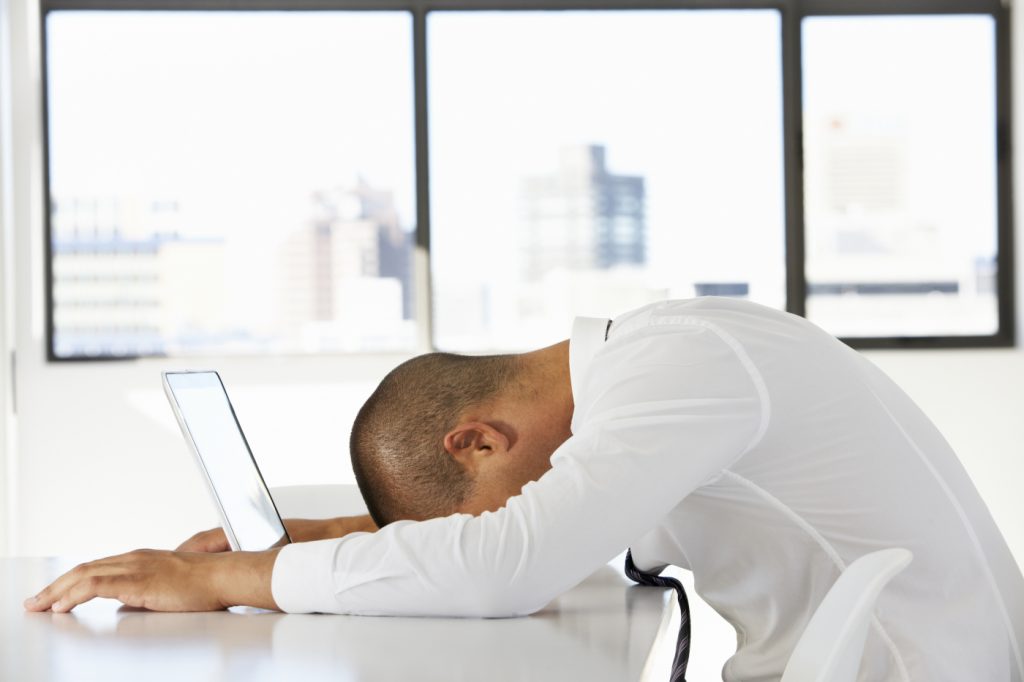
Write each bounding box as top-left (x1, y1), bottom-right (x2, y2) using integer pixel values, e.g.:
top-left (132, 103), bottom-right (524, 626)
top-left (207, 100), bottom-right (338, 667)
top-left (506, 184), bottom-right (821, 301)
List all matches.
top-left (622, 298), bottom-right (1024, 681)
top-left (272, 296), bottom-right (1022, 682)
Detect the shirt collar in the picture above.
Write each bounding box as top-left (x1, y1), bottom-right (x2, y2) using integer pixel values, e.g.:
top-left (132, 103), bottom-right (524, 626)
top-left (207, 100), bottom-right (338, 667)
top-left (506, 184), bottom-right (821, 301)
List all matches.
top-left (569, 316), bottom-right (610, 430)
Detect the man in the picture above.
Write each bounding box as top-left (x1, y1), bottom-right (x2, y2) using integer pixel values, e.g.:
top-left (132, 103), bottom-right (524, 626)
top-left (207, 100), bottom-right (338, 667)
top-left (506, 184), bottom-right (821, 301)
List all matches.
top-left (25, 298), bottom-right (1024, 681)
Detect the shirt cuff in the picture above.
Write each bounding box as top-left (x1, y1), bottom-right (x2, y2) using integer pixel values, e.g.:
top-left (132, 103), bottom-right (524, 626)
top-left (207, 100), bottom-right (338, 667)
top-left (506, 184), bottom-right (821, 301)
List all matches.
top-left (271, 538), bottom-right (343, 613)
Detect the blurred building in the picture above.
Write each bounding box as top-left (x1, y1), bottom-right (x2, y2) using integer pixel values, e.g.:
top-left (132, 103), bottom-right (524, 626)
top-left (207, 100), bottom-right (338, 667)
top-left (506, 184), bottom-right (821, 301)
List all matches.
top-left (805, 116), bottom-right (962, 294)
top-left (520, 144), bottom-right (646, 281)
top-left (802, 115), bottom-right (999, 336)
top-left (50, 197), bottom-right (225, 357)
top-left (278, 179), bottom-right (413, 350)
top-left (493, 144), bottom-right (669, 348)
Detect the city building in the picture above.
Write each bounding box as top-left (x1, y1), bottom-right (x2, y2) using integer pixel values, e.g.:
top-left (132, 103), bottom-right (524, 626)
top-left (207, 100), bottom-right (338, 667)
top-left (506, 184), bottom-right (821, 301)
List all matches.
top-left (803, 115), bottom-right (997, 336)
top-left (50, 197), bottom-right (225, 357)
top-left (520, 144), bottom-right (646, 281)
top-left (278, 179), bottom-right (414, 351)
top-left (805, 116), bottom-right (960, 294)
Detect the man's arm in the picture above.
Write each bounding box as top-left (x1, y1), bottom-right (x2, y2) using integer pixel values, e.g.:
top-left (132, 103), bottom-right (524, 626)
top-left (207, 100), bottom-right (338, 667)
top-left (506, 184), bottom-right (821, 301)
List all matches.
top-left (24, 548), bottom-right (280, 613)
top-left (177, 515), bottom-right (378, 553)
top-left (24, 515), bottom-right (378, 612)
top-left (273, 322), bottom-right (767, 617)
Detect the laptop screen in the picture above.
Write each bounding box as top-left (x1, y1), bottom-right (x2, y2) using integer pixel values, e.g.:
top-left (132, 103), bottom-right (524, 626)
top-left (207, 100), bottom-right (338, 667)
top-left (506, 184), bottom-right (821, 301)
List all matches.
top-left (164, 371), bottom-right (289, 552)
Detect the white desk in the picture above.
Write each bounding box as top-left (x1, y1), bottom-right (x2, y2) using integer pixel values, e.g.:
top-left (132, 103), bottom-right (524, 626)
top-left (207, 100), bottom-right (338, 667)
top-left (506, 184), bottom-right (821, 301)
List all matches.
top-left (2, 557), bottom-right (676, 682)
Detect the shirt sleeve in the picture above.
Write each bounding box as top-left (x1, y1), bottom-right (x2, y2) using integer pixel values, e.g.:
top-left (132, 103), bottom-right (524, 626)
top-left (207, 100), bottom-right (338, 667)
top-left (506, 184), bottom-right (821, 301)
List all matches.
top-left (271, 321), bottom-right (767, 616)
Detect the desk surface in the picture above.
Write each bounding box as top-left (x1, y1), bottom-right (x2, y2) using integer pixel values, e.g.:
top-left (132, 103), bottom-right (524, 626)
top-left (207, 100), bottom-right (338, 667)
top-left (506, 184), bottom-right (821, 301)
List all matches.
top-left (2, 557), bottom-right (675, 682)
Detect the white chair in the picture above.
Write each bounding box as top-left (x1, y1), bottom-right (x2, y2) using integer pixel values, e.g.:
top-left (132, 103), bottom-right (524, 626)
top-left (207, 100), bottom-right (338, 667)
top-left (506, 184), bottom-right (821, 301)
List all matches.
top-left (270, 484), bottom-right (368, 519)
top-left (780, 548), bottom-right (913, 682)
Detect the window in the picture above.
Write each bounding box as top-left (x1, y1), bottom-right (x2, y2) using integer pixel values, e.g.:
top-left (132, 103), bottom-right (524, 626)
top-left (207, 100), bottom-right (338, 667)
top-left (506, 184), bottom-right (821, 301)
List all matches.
top-left (42, 1), bottom-right (1014, 359)
top-left (428, 11), bottom-right (785, 351)
top-left (803, 15), bottom-right (1001, 339)
top-left (45, 11), bottom-right (417, 358)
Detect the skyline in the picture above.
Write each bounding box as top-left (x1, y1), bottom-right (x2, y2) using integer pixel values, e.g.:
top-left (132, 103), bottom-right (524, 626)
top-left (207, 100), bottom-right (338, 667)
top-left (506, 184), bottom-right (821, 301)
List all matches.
top-left (49, 128), bottom-right (1000, 355)
top-left (43, 10), bottom-right (1004, 356)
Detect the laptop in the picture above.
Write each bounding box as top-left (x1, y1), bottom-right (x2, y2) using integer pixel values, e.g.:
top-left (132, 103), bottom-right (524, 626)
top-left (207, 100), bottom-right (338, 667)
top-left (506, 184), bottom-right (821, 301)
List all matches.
top-left (162, 370), bottom-right (291, 552)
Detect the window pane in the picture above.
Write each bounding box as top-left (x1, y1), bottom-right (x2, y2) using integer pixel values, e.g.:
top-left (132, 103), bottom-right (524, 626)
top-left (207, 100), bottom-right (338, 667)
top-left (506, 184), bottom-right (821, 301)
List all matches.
top-left (46, 12), bottom-right (416, 358)
top-left (802, 15), bottom-right (999, 338)
top-left (429, 11), bottom-right (785, 351)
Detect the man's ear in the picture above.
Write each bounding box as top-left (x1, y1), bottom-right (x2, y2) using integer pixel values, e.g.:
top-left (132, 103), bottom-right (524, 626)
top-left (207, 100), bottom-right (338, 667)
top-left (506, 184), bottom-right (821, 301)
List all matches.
top-left (443, 421), bottom-right (510, 469)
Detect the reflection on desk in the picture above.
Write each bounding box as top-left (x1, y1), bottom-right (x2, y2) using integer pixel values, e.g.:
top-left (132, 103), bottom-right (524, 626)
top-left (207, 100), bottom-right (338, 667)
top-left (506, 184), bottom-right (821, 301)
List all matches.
top-left (2, 557), bottom-right (676, 682)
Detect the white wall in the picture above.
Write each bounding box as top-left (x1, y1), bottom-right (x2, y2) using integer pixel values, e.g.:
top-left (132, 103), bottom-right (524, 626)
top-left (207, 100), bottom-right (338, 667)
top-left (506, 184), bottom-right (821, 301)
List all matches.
top-left (0, 0), bottom-right (12, 558)
top-left (1, 0), bottom-right (1023, 568)
top-left (1018, 0), bottom-right (1024, 351)
top-left (867, 350), bottom-right (1024, 566)
top-left (11, 355), bottom-right (407, 556)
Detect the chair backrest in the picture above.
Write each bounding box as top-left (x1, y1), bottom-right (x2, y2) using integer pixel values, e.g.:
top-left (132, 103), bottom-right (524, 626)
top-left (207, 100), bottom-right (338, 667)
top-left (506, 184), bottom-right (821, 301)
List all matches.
top-left (780, 548), bottom-right (913, 682)
top-left (270, 484), bottom-right (369, 520)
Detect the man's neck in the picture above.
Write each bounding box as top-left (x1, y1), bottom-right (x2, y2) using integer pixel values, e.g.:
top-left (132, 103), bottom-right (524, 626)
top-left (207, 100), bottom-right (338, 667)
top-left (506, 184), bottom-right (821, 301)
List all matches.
top-left (516, 339), bottom-right (574, 436)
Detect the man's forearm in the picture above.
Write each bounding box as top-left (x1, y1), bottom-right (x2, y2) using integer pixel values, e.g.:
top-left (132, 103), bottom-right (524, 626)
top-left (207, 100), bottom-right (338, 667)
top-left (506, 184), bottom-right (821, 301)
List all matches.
top-left (215, 548), bottom-right (282, 610)
top-left (218, 517), bottom-right (375, 610)
top-left (28, 515), bottom-right (381, 614)
top-left (330, 514), bottom-right (378, 536)
top-left (286, 515), bottom-right (377, 543)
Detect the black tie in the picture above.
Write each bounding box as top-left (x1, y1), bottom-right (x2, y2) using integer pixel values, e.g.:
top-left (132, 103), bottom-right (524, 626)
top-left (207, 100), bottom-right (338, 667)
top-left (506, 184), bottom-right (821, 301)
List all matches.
top-left (624, 549), bottom-right (691, 682)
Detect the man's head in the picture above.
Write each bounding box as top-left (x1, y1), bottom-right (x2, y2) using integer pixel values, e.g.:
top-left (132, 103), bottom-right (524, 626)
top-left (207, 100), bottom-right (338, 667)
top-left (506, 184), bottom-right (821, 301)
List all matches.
top-left (350, 344), bottom-right (572, 527)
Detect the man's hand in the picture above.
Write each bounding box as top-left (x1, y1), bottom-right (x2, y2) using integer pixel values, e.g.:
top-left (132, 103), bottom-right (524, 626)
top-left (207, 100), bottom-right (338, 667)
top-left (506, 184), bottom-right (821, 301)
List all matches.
top-left (176, 528), bottom-right (232, 553)
top-left (23, 548), bottom-right (280, 613)
top-left (177, 515), bottom-right (377, 552)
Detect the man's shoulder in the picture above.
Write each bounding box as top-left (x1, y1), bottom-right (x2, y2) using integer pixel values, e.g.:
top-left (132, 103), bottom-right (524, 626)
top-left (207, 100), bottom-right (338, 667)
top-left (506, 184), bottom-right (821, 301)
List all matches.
top-left (610, 297), bottom-right (813, 343)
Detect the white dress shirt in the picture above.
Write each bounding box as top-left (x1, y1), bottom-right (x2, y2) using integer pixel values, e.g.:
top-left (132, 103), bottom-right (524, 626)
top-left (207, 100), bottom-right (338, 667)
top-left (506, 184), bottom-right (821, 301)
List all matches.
top-left (272, 298), bottom-right (1024, 682)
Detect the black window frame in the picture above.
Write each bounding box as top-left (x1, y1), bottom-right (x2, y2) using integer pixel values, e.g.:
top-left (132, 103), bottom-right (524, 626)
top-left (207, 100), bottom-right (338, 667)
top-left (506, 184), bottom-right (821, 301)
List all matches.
top-left (39, 0), bottom-right (1015, 361)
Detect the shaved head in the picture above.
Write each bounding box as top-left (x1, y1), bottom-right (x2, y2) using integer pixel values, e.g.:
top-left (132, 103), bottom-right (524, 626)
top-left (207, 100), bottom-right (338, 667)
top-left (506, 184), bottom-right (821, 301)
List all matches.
top-left (350, 352), bottom-right (521, 527)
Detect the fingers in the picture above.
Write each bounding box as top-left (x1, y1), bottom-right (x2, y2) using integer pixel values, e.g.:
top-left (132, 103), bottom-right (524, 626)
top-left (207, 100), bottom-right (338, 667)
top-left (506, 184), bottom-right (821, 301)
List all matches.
top-left (176, 532), bottom-right (204, 552)
top-left (24, 555), bottom-right (130, 612)
top-left (52, 574), bottom-right (123, 613)
top-left (176, 528), bottom-right (229, 553)
top-left (24, 560), bottom-right (93, 611)
top-left (25, 549), bottom-right (233, 613)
